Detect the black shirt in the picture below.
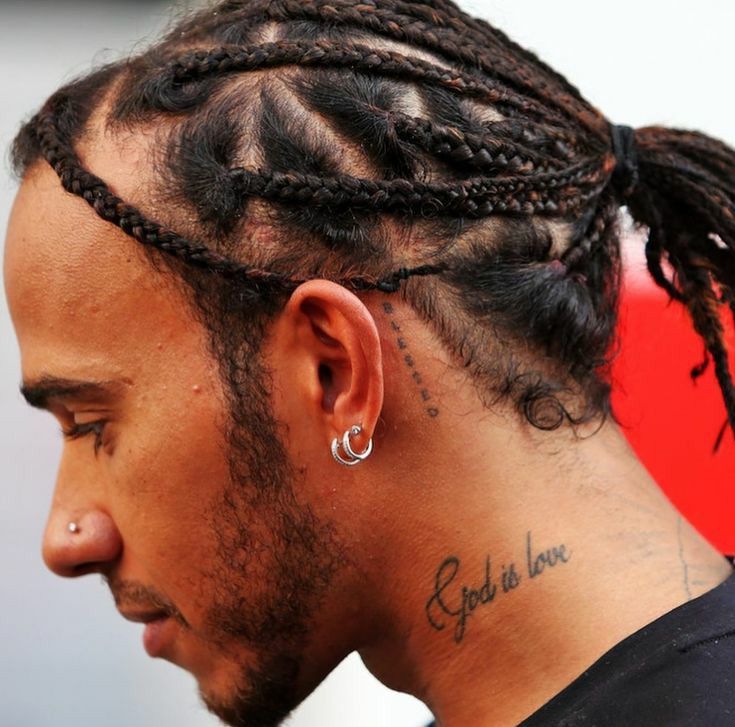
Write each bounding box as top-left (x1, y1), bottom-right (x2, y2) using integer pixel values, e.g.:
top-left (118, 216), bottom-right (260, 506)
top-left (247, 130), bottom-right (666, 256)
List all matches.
top-left (519, 554), bottom-right (735, 726)
top-left (428, 555), bottom-right (735, 726)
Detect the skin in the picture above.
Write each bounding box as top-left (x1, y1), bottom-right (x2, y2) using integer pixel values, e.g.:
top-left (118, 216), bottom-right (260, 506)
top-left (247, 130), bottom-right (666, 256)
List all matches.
top-left (6, 156), bottom-right (735, 725)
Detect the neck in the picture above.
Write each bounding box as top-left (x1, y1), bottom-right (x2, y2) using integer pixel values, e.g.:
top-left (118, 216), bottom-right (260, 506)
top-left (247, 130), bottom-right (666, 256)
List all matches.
top-left (355, 415), bottom-right (731, 726)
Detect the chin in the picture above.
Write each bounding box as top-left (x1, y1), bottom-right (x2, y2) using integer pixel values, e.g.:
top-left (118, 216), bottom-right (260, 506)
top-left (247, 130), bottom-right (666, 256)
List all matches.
top-left (196, 649), bottom-right (304, 727)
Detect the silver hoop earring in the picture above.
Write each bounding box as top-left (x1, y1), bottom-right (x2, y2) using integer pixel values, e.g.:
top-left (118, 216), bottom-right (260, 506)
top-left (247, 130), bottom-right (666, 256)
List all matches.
top-left (342, 425), bottom-right (373, 461)
top-left (331, 425), bottom-right (374, 467)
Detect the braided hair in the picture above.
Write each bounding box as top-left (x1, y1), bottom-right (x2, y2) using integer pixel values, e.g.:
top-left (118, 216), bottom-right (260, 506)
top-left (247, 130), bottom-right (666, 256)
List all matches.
top-left (11, 0), bottom-right (735, 442)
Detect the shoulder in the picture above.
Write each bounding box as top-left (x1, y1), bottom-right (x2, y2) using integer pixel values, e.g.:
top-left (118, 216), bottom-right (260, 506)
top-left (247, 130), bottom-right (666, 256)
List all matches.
top-left (521, 568), bottom-right (735, 726)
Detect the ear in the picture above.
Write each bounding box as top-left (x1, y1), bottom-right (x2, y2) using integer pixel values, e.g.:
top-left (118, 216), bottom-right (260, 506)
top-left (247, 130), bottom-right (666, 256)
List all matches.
top-left (277, 280), bottom-right (384, 448)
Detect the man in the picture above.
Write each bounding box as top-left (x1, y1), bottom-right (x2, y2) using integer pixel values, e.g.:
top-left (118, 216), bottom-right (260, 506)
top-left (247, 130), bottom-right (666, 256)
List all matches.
top-left (5, 0), bottom-right (735, 725)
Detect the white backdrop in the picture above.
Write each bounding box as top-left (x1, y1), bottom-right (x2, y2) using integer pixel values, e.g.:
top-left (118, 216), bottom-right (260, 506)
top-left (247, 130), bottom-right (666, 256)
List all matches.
top-left (1, 2), bottom-right (733, 726)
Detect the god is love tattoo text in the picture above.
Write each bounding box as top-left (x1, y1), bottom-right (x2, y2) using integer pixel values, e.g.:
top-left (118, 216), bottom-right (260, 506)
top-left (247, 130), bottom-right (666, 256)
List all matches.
top-left (426, 531), bottom-right (572, 643)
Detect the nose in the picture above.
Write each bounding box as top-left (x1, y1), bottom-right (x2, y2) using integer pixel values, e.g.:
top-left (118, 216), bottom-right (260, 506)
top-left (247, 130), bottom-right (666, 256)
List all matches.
top-left (42, 509), bottom-right (122, 577)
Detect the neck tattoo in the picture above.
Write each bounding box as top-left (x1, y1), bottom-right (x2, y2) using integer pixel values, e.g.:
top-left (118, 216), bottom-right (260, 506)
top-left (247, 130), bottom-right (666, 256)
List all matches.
top-left (425, 530), bottom-right (572, 643)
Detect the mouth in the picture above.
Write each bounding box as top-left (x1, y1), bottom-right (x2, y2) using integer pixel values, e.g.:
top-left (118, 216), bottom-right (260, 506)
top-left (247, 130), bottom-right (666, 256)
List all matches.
top-left (118, 609), bottom-right (179, 658)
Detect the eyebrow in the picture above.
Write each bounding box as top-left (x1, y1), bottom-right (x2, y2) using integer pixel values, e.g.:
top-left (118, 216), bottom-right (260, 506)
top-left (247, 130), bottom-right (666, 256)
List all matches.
top-left (20, 376), bottom-right (130, 410)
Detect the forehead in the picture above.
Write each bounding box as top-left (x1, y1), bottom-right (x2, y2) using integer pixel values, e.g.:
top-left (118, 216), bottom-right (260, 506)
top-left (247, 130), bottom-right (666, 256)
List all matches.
top-left (4, 161), bottom-right (207, 386)
top-left (6, 162), bottom-right (146, 303)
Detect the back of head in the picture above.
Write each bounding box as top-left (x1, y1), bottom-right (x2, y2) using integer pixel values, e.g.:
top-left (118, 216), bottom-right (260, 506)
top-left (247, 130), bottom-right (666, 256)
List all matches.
top-left (12, 0), bottom-right (735, 438)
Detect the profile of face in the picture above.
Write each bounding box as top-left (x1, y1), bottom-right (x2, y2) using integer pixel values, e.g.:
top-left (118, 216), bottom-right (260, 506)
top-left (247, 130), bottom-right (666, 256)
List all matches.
top-left (4, 161), bottom-right (360, 726)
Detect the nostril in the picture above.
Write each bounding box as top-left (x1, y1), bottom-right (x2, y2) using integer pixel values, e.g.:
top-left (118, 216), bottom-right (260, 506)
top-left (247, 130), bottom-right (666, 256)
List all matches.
top-left (71, 562), bottom-right (108, 577)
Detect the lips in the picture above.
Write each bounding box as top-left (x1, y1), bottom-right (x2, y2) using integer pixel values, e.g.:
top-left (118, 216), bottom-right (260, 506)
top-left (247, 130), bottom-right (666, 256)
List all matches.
top-left (142, 615), bottom-right (178, 657)
top-left (118, 608), bottom-right (178, 657)
top-left (118, 609), bottom-right (169, 625)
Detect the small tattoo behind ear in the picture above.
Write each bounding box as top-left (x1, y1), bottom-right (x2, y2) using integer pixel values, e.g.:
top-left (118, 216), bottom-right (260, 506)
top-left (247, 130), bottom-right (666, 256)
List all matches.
top-left (382, 304), bottom-right (439, 419)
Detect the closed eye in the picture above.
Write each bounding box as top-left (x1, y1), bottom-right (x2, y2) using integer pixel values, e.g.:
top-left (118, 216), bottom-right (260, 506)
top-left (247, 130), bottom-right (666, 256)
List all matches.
top-left (61, 420), bottom-right (107, 456)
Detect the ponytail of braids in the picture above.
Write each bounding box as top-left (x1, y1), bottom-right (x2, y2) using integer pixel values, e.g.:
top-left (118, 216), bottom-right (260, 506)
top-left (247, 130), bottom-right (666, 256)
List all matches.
top-left (617, 126), bottom-right (735, 448)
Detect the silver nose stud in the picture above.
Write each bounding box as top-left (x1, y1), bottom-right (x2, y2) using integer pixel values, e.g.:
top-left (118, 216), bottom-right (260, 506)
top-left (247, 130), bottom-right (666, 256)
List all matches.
top-left (67, 522), bottom-right (80, 534)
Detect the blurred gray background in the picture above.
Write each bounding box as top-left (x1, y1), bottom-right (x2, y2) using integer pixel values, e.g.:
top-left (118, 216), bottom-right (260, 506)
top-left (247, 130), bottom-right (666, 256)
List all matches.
top-left (1, 2), bottom-right (733, 726)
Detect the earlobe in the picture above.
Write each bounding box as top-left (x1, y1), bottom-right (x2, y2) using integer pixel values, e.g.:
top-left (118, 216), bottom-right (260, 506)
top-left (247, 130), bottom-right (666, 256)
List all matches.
top-left (284, 280), bottom-right (384, 449)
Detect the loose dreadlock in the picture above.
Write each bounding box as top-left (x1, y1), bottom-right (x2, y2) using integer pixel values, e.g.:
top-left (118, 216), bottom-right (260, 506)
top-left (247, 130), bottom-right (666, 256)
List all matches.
top-left (11, 0), bottom-right (735, 442)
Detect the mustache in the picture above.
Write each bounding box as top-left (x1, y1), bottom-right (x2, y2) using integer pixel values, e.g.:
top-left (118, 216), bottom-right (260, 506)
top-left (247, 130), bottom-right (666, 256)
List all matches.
top-left (103, 574), bottom-right (189, 628)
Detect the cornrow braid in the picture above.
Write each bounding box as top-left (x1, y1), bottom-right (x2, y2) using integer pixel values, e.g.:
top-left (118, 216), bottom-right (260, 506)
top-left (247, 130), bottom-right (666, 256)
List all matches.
top-left (408, 0), bottom-right (588, 106)
top-left (164, 41), bottom-right (562, 125)
top-left (228, 161), bottom-right (607, 218)
top-left (371, 0), bottom-right (592, 119)
top-left (388, 115), bottom-right (561, 174)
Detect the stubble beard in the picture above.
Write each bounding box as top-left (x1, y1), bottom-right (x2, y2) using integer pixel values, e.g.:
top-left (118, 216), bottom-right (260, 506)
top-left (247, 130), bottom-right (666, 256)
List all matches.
top-left (197, 367), bottom-right (346, 727)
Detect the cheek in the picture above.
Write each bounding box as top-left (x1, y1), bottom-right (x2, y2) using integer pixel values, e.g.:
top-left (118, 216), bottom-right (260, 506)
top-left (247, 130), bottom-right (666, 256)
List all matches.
top-left (110, 394), bottom-right (233, 585)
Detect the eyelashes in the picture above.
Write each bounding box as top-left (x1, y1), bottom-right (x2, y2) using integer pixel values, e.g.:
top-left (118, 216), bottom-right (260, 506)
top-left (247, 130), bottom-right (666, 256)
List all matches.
top-left (61, 420), bottom-right (107, 456)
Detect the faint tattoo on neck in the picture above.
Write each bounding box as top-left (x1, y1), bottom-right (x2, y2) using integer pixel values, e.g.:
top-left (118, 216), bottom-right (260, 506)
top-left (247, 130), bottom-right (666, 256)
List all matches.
top-left (425, 531), bottom-right (572, 643)
top-left (676, 515), bottom-right (693, 601)
top-left (382, 302), bottom-right (439, 418)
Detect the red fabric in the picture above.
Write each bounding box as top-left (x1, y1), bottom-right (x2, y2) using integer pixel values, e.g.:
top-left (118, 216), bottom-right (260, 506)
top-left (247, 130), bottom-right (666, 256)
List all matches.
top-left (611, 273), bottom-right (735, 554)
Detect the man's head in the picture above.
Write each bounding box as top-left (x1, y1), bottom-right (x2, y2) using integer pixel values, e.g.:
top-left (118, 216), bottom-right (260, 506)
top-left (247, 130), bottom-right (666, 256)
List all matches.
top-left (5, 157), bottom-right (367, 725)
top-left (6, 1), bottom-right (735, 725)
